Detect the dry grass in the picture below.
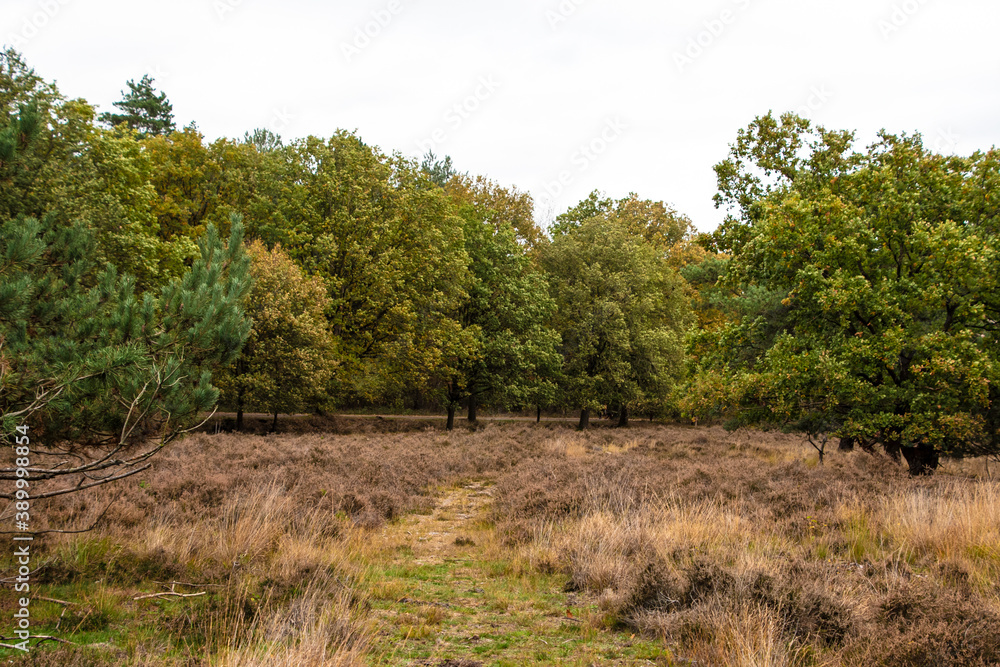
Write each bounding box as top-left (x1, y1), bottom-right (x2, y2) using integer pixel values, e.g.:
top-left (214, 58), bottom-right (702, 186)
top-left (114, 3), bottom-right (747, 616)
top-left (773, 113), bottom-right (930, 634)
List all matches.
top-left (487, 426), bottom-right (1000, 665)
top-left (4, 420), bottom-right (998, 665)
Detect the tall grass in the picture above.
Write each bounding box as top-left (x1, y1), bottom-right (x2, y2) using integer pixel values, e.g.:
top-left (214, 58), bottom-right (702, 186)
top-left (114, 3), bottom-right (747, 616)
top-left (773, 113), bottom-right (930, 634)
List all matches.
top-left (14, 421), bottom-right (1000, 665)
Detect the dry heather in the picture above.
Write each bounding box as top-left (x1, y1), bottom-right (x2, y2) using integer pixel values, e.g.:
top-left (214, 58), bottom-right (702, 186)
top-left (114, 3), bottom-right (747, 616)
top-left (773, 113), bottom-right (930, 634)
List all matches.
top-left (489, 426), bottom-right (1000, 666)
top-left (2, 419), bottom-right (998, 666)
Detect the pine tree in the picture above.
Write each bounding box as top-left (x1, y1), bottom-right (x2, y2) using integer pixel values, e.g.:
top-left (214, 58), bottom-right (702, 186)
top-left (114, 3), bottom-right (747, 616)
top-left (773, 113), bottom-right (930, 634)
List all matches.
top-left (0, 213), bottom-right (251, 501)
top-left (99, 74), bottom-right (175, 138)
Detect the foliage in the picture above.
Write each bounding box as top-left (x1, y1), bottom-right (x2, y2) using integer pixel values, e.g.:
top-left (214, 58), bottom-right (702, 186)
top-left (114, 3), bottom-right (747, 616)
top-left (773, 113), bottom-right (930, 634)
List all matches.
top-left (688, 112), bottom-right (1000, 473)
top-left (446, 173), bottom-right (545, 249)
top-left (0, 214), bottom-right (251, 498)
top-left (552, 189), bottom-right (694, 252)
top-left (0, 50), bottom-right (184, 291)
top-left (241, 132), bottom-right (470, 404)
top-left (542, 213), bottom-right (694, 423)
top-left (215, 241), bottom-right (334, 427)
top-left (420, 150), bottom-right (461, 187)
top-left (436, 179), bottom-right (561, 424)
top-left (98, 74), bottom-right (175, 138)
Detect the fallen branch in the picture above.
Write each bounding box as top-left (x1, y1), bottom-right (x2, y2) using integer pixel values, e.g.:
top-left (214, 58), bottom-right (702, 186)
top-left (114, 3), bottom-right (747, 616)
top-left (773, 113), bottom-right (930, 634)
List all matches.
top-left (151, 580), bottom-right (226, 589)
top-left (37, 596), bottom-right (76, 606)
top-left (0, 634), bottom-right (75, 646)
top-left (133, 591), bottom-right (207, 601)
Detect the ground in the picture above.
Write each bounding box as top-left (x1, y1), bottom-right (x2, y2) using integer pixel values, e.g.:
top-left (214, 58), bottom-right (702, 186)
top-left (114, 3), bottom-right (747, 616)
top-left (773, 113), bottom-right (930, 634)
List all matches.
top-left (1, 419), bottom-right (998, 666)
top-left (365, 481), bottom-right (671, 665)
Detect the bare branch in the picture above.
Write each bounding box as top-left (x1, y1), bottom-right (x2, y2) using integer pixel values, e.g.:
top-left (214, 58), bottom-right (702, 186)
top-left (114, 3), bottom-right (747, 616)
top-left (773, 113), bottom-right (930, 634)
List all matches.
top-left (0, 465), bottom-right (151, 501)
top-left (0, 496), bottom-right (119, 534)
top-left (133, 591), bottom-right (207, 601)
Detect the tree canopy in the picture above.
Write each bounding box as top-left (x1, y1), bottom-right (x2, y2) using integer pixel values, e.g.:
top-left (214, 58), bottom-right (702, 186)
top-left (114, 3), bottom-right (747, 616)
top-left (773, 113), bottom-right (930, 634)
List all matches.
top-left (543, 212), bottom-right (694, 428)
top-left (215, 241), bottom-right (334, 431)
top-left (687, 112), bottom-right (1000, 474)
top-left (0, 214), bottom-right (250, 497)
top-left (5, 51), bottom-right (1000, 481)
top-left (99, 74), bottom-right (176, 138)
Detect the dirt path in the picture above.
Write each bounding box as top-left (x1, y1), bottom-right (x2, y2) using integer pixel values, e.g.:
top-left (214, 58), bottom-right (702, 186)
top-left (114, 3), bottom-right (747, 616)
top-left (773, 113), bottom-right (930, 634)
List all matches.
top-left (365, 482), bottom-right (672, 667)
top-left (404, 482), bottom-right (492, 566)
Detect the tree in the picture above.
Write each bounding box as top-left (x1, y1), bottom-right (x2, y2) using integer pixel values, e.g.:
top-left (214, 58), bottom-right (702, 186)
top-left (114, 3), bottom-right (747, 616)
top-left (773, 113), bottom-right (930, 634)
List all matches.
top-left (688, 112), bottom-right (1000, 474)
top-left (421, 150), bottom-right (461, 187)
top-left (243, 127), bottom-right (283, 153)
top-left (552, 190), bottom-right (694, 252)
top-left (437, 184), bottom-right (561, 428)
top-left (542, 213), bottom-right (693, 428)
top-left (445, 173), bottom-right (545, 249)
top-left (99, 75), bottom-right (175, 138)
top-left (216, 241), bottom-right (334, 431)
top-left (0, 51), bottom-right (185, 292)
top-left (0, 50), bottom-right (103, 224)
top-left (0, 214), bottom-right (251, 501)
top-left (242, 132), bottom-right (470, 406)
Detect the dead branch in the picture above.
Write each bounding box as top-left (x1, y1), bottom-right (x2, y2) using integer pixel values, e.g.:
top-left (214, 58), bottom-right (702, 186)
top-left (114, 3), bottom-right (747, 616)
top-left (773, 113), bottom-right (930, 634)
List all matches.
top-left (36, 596), bottom-right (76, 606)
top-left (0, 634), bottom-right (75, 646)
top-left (0, 496), bottom-right (119, 535)
top-left (133, 591), bottom-right (207, 601)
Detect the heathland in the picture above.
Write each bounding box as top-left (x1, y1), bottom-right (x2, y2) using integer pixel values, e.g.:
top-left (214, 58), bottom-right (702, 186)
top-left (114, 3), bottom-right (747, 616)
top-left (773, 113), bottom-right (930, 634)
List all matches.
top-left (4, 418), bottom-right (999, 666)
top-left (4, 48), bottom-right (1000, 667)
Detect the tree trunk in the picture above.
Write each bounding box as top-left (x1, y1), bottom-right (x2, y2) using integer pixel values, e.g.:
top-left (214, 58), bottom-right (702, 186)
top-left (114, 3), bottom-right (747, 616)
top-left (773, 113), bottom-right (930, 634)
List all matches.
top-left (537, 406), bottom-right (542, 423)
top-left (271, 411), bottom-right (279, 433)
top-left (236, 388), bottom-right (244, 433)
top-left (883, 438), bottom-right (902, 462)
top-left (467, 394), bottom-right (478, 423)
top-left (446, 405), bottom-right (456, 431)
top-left (902, 443), bottom-right (939, 476)
top-left (618, 405), bottom-right (629, 428)
top-left (579, 409), bottom-right (590, 430)
top-left (838, 436), bottom-right (855, 452)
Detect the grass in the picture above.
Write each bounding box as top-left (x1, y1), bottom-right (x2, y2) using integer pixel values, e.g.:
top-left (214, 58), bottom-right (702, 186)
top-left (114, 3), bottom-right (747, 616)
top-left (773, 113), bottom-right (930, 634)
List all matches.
top-left (1, 421), bottom-right (998, 665)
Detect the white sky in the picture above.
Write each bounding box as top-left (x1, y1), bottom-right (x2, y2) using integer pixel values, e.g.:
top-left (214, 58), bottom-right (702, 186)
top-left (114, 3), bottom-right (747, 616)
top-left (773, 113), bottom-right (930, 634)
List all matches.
top-left (4, 0), bottom-right (999, 231)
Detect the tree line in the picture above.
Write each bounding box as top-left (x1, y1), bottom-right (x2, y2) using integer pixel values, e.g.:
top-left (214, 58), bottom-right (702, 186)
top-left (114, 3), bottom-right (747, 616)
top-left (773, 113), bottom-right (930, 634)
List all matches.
top-left (1, 50), bottom-right (998, 489)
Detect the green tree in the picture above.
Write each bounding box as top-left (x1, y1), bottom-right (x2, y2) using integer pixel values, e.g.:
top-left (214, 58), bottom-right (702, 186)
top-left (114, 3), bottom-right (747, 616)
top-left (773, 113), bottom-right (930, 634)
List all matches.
top-left (99, 74), bottom-right (175, 138)
top-left (0, 51), bottom-right (183, 291)
top-left (216, 241), bottom-right (334, 431)
top-left (243, 132), bottom-right (470, 405)
top-left (542, 214), bottom-right (693, 428)
top-left (243, 127), bottom-right (283, 153)
top-left (420, 150), bottom-right (461, 187)
top-left (0, 214), bottom-right (251, 500)
top-left (688, 112), bottom-right (1000, 474)
top-left (445, 173), bottom-right (545, 249)
top-left (552, 190), bottom-right (694, 252)
top-left (437, 183), bottom-right (561, 428)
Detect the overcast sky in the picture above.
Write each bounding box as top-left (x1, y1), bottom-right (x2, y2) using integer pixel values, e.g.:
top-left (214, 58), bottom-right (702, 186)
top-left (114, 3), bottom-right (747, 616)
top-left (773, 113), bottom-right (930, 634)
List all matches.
top-left (4, 0), bottom-right (999, 231)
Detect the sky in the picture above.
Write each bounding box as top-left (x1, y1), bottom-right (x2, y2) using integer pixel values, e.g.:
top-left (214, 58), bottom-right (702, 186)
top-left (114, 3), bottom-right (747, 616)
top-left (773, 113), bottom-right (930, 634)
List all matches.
top-left (3, 0), bottom-right (999, 232)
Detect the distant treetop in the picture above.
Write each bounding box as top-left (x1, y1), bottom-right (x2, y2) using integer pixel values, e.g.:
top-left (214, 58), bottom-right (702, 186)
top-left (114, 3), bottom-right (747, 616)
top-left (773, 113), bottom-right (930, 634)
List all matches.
top-left (99, 74), bottom-right (175, 138)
